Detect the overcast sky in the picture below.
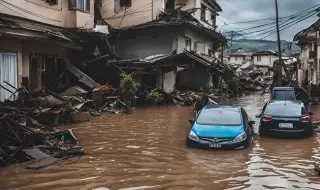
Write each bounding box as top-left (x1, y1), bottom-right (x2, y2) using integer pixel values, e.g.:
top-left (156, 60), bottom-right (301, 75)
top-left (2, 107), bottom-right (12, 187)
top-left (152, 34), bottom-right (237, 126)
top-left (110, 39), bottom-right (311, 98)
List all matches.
top-left (216, 0), bottom-right (319, 41)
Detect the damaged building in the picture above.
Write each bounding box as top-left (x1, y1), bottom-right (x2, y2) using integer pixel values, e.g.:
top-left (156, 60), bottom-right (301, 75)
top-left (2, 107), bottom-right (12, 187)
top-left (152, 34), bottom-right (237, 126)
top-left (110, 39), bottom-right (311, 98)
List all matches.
top-left (96, 1), bottom-right (226, 92)
top-left (0, 0), bottom-right (112, 101)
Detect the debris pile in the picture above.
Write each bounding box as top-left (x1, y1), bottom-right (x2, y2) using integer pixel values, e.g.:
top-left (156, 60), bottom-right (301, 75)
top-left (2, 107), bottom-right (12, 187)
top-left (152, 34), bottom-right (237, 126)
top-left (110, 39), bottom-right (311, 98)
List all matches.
top-left (0, 112), bottom-right (84, 169)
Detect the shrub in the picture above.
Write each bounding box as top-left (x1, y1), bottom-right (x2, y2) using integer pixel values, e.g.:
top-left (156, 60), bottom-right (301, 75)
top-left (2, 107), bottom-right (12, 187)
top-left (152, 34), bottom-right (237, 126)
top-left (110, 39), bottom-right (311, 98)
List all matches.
top-left (119, 73), bottom-right (140, 105)
top-left (146, 89), bottom-right (164, 105)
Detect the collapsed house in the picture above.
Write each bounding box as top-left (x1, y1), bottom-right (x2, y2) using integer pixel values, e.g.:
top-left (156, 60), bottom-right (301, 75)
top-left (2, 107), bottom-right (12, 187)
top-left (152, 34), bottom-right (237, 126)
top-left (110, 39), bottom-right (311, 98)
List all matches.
top-left (101, 9), bottom-right (227, 92)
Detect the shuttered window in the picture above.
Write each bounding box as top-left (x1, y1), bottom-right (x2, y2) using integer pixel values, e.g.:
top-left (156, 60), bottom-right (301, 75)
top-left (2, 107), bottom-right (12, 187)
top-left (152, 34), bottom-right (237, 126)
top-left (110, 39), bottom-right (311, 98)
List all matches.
top-left (69, 0), bottom-right (90, 12)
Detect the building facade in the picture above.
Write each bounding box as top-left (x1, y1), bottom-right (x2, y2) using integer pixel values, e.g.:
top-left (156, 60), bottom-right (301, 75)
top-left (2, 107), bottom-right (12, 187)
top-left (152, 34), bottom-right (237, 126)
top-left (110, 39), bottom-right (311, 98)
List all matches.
top-left (100, 0), bottom-right (221, 29)
top-left (0, 0), bottom-right (96, 101)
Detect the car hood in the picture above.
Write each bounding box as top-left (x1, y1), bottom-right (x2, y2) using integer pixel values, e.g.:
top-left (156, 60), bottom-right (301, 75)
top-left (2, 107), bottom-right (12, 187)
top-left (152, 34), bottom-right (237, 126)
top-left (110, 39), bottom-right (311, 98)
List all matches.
top-left (192, 123), bottom-right (244, 138)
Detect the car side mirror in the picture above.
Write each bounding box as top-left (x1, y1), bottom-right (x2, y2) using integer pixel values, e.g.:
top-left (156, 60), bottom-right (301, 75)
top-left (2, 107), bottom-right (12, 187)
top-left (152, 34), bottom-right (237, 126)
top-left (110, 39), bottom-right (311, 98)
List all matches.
top-left (189, 119), bottom-right (195, 124)
top-left (309, 112), bottom-right (313, 116)
top-left (256, 114), bottom-right (261, 118)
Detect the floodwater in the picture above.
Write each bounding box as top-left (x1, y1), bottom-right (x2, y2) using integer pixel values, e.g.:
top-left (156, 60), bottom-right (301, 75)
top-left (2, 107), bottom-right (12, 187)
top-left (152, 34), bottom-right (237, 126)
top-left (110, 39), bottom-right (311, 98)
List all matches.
top-left (1, 93), bottom-right (320, 190)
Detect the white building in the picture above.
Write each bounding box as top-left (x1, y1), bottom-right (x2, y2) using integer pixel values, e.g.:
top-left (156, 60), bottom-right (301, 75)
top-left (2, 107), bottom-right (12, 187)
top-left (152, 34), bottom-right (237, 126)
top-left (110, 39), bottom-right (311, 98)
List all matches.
top-left (228, 49), bottom-right (253, 66)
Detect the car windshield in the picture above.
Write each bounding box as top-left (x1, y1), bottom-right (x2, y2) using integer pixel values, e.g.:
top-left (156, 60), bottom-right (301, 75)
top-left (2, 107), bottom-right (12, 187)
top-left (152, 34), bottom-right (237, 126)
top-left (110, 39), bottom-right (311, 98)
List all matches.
top-left (273, 90), bottom-right (296, 100)
top-left (265, 102), bottom-right (305, 117)
top-left (196, 108), bottom-right (241, 125)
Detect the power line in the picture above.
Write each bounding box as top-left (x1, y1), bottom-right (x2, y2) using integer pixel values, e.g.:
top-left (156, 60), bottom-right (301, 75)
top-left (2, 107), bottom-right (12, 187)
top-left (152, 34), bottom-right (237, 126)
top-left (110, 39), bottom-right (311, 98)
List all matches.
top-left (0, 0), bottom-right (61, 22)
top-left (228, 3), bottom-right (320, 25)
top-left (228, 5), bottom-right (320, 37)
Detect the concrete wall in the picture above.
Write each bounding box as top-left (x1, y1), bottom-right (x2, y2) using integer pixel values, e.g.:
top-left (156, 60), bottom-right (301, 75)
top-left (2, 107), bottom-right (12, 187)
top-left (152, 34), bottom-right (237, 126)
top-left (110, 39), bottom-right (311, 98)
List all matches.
top-left (0, 0), bottom-right (94, 28)
top-left (115, 28), bottom-right (178, 58)
top-left (184, 28), bottom-right (213, 54)
top-left (101, 0), bottom-right (219, 29)
top-left (115, 26), bottom-right (215, 58)
top-left (163, 70), bottom-right (176, 93)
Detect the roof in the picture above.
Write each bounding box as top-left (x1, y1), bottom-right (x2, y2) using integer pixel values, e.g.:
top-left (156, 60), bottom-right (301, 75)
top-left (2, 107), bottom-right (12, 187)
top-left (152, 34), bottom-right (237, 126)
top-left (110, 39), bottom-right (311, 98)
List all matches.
top-left (229, 52), bottom-right (254, 56)
top-left (268, 100), bottom-right (303, 105)
top-left (204, 0), bottom-right (223, 12)
top-left (273, 87), bottom-right (294, 90)
top-left (108, 50), bottom-right (221, 68)
top-left (293, 19), bottom-right (320, 44)
top-left (203, 104), bottom-right (240, 111)
top-left (252, 50), bottom-right (278, 56)
top-left (114, 9), bottom-right (226, 44)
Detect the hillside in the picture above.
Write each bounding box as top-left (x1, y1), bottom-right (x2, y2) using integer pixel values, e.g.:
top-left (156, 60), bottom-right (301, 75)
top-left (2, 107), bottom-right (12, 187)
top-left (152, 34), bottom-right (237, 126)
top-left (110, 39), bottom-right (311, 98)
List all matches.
top-left (227, 39), bottom-right (301, 54)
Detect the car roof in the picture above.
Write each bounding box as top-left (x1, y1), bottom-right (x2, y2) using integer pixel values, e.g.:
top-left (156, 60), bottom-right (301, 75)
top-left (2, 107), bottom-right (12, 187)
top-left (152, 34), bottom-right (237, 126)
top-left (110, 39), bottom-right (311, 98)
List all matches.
top-left (203, 104), bottom-right (240, 111)
top-left (273, 87), bottom-right (294, 91)
top-left (268, 100), bottom-right (303, 106)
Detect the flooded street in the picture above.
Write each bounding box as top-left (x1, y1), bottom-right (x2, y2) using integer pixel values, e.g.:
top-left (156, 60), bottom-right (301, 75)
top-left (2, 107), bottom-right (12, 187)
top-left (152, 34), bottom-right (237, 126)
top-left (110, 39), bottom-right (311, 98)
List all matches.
top-left (1, 93), bottom-right (320, 190)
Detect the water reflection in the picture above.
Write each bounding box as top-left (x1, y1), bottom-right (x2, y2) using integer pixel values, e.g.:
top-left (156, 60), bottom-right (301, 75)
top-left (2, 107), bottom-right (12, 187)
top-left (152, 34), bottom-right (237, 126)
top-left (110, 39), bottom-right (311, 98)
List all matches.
top-left (0, 93), bottom-right (319, 190)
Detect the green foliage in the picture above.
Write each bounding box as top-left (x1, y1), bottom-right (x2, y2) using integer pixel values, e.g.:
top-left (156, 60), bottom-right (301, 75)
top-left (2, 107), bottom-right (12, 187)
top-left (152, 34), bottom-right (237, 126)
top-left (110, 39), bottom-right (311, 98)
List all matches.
top-left (119, 73), bottom-right (140, 105)
top-left (146, 89), bottom-right (164, 105)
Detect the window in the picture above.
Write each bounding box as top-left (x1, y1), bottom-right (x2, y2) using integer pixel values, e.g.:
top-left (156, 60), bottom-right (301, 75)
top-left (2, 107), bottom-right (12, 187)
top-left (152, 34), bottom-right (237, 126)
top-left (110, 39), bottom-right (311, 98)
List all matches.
top-left (120, 0), bottom-right (131, 7)
top-left (45, 0), bottom-right (58, 5)
top-left (196, 108), bottom-right (242, 126)
top-left (211, 13), bottom-right (216, 25)
top-left (201, 4), bottom-right (206, 21)
top-left (265, 102), bottom-right (306, 117)
top-left (69, 0), bottom-right (90, 12)
top-left (165, 0), bottom-right (175, 10)
top-left (185, 39), bottom-right (191, 51)
top-left (257, 56), bottom-right (261, 62)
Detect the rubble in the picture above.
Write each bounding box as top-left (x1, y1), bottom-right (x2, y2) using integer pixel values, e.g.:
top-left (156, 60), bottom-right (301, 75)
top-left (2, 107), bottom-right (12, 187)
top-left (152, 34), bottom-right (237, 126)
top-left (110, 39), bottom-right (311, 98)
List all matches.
top-left (0, 112), bottom-right (84, 169)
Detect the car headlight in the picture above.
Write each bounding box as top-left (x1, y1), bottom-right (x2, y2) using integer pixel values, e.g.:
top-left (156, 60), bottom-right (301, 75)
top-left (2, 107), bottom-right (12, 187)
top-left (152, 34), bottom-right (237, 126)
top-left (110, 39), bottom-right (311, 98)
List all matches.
top-left (188, 130), bottom-right (200, 142)
top-left (233, 132), bottom-right (247, 142)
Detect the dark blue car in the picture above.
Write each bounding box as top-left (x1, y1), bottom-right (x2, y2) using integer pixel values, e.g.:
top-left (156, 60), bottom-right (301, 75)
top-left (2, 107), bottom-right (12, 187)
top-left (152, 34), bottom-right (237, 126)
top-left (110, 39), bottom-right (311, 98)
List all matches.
top-left (186, 105), bottom-right (254, 150)
top-left (257, 100), bottom-right (313, 138)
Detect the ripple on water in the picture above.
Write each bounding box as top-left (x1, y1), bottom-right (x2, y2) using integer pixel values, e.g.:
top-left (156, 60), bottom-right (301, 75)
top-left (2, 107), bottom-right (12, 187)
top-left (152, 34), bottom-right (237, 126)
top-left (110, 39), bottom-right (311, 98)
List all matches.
top-left (1, 93), bottom-right (320, 190)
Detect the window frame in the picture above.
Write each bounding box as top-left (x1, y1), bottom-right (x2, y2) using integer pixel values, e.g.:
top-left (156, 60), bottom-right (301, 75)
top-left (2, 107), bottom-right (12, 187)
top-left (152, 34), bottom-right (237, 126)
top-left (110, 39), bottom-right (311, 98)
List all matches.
top-left (69, 0), bottom-right (90, 13)
top-left (120, 0), bottom-right (131, 8)
top-left (201, 4), bottom-right (206, 21)
top-left (257, 56), bottom-right (262, 62)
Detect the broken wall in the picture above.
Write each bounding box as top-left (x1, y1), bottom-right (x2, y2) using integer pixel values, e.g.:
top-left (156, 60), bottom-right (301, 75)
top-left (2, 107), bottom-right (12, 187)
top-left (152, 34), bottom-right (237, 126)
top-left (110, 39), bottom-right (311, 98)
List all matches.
top-left (114, 27), bottom-right (180, 58)
top-left (176, 68), bottom-right (211, 91)
top-left (0, 36), bottom-right (69, 92)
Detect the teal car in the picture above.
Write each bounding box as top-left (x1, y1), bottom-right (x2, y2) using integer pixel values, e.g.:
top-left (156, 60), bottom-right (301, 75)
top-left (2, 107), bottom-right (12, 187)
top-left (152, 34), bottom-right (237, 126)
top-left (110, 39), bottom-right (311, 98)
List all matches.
top-left (186, 105), bottom-right (254, 149)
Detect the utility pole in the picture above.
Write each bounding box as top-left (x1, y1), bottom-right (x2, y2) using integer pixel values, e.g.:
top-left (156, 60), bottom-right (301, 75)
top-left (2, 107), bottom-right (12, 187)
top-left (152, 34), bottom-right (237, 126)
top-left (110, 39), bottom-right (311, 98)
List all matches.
top-left (230, 30), bottom-right (234, 47)
top-left (274, 0), bottom-right (282, 87)
top-left (151, 0), bottom-right (154, 20)
top-left (316, 31), bottom-right (319, 85)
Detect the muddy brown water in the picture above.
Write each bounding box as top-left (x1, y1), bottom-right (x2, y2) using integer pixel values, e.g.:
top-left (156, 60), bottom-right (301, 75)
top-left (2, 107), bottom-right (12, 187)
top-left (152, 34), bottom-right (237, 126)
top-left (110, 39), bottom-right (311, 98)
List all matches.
top-left (1, 93), bottom-right (320, 190)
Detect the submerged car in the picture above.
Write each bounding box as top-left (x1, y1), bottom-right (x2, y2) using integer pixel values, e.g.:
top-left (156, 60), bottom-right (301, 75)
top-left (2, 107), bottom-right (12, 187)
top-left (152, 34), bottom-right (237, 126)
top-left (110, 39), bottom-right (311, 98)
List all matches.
top-left (272, 87), bottom-right (309, 108)
top-left (257, 100), bottom-right (313, 137)
top-left (186, 105), bottom-right (254, 150)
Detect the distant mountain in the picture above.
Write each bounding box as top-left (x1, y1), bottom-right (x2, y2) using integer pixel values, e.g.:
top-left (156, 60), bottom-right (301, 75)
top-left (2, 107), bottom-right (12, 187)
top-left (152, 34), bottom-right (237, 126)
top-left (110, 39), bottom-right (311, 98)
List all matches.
top-left (227, 39), bottom-right (301, 55)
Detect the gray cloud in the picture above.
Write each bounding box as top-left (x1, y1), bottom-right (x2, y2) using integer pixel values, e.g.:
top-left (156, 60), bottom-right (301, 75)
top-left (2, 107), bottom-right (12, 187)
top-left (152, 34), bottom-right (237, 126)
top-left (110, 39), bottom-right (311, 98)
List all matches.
top-left (216, 0), bottom-right (319, 41)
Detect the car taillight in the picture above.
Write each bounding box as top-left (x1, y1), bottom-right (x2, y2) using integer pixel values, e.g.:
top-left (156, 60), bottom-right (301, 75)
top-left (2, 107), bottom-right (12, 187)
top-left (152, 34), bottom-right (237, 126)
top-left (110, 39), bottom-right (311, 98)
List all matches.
top-left (300, 116), bottom-right (310, 123)
top-left (262, 115), bottom-right (272, 122)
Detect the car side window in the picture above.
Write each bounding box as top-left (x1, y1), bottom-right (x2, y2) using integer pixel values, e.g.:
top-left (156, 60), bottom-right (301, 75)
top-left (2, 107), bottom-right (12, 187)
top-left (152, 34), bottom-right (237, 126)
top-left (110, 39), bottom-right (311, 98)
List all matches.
top-left (241, 108), bottom-right (249, 124)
